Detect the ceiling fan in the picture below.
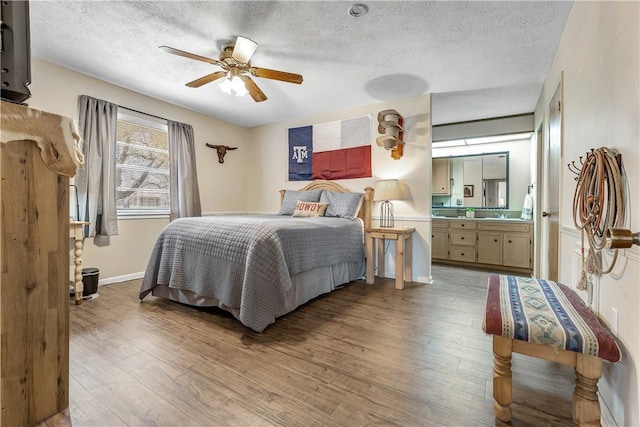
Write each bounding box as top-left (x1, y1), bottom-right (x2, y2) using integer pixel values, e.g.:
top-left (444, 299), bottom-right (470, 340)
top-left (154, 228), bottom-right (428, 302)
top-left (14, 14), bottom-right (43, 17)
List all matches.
top-left (159, 36), bottom-right (303, 102)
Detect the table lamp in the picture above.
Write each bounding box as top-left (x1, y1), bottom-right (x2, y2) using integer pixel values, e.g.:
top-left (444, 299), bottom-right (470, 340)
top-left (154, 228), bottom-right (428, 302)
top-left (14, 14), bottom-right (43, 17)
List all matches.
top-left (374, 179), bottom-right (403, 228)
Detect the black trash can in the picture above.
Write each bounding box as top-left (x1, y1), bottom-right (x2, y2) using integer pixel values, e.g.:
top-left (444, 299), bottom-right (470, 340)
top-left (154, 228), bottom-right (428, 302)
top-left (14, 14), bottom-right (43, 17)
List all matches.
top-left (82, 268), bottom-right (99, 296)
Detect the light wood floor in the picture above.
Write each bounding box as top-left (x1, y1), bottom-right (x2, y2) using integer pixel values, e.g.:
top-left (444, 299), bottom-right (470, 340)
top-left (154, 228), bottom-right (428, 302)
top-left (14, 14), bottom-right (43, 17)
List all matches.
top-left (69, 265), bottom-right (577, 426)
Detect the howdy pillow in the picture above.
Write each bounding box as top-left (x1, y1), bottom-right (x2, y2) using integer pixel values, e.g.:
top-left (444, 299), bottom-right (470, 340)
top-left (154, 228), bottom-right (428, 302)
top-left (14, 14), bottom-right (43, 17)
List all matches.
top-left (292, 201), bottom-right (329, 217)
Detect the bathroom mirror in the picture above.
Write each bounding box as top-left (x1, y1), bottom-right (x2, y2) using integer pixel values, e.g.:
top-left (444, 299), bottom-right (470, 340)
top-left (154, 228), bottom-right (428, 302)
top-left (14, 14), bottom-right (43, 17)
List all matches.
top-left (432, 151), bottom-right (509, 209)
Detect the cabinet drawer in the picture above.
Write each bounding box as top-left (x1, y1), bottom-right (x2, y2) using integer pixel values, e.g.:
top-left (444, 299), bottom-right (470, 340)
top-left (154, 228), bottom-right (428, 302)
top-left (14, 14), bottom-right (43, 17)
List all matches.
top-left (432, 220), bottom-right (449, 229)
top-left (370, 232), bottom-right (399, 240)
top-left (450, 220), bottom-right (476, 230)
top-left (478, 221), bottom-right (532, 232)
top-left (450, 246), bottom-right (476, 262)
top-left (450, 230), bottom-right (475, 246)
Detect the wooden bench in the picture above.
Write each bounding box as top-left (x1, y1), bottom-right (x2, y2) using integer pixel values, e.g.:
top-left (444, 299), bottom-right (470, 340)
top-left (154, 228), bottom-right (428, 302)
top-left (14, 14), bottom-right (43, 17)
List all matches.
top-left (483, 275), bottom-right (621, 426)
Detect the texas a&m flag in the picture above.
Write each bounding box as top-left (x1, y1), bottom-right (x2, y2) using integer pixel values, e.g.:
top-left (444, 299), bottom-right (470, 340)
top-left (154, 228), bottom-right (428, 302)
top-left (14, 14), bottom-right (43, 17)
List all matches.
top-left (288, 115), bottom-right (372, 181)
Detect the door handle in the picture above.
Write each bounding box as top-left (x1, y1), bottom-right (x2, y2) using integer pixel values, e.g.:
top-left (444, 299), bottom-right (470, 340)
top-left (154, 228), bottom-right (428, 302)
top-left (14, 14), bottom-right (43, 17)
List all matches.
top-left (542, 211), bottom-right (552, 217)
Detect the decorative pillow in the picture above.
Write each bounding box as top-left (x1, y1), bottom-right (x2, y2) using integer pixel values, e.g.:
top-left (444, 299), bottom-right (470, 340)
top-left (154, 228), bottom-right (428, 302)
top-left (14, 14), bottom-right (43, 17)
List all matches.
top-left (320, 191), bottom-right (364, 219)
top-left (292, 201), bottom-right (329, 217)
top-left (278, 190), bottom-right (323, 215)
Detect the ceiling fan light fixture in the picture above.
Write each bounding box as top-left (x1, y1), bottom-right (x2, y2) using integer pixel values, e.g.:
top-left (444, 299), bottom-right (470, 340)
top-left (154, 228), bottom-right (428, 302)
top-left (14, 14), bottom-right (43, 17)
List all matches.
top-left (232, 36), bottom-right (258, 64)
top-left (161, 36), bottom-right (301, 103)
top-left (220, 73), bottom-right (248, 97)
top-left (231, 76), bottom-right (248, 97)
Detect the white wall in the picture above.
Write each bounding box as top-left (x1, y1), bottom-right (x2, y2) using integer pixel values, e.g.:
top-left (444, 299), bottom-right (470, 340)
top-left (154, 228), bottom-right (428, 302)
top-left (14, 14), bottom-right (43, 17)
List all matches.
top-left (535, 2), bottom-right (639, 425)
top-left (26, 59), bottom-right (433, 284)
top-left (28, 58), bottom-right (250, 280)
top-left (245, 94), bottom-right (434, 283)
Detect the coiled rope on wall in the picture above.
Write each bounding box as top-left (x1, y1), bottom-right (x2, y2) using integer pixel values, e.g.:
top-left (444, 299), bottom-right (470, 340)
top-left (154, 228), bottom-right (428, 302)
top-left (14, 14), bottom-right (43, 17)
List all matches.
top-left (572, 147), bottom-right (625, 281)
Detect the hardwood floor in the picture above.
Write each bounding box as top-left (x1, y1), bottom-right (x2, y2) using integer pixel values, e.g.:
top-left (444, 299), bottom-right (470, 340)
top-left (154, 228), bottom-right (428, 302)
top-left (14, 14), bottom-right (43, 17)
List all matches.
top-left (68, 265), bottom-right (577, 426)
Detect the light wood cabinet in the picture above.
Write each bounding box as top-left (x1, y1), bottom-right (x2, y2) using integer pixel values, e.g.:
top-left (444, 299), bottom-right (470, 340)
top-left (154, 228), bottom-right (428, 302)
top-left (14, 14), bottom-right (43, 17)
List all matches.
top-left (431, 222), bottom-right (449, 260)
top-left (449, 220), bottom-right (476, 262)
top-left (477, 231), bottom-right (503, 265)
top-left (432, 158), bottom-right (451, 195)
top-left (1, 102), bottom-right (82, 426)
top-left (432, 219), bottom-right (533, 274)
top-left (1, 140), bottom-right (70, 426)
top-left (503, 233), bottom-right (532, 268)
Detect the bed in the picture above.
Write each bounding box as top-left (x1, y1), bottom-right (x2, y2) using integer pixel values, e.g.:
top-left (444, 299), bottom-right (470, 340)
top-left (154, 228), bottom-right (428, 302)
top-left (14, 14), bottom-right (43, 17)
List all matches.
top-left (139, 181), bottom-right (374, 332)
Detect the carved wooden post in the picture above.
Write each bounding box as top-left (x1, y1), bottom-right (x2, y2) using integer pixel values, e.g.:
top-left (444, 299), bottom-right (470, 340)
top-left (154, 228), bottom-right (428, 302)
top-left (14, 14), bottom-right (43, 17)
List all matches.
top-left (573, 353), bottom-right (602, 426)
top-left (493, 335), bottom-right (513, 422)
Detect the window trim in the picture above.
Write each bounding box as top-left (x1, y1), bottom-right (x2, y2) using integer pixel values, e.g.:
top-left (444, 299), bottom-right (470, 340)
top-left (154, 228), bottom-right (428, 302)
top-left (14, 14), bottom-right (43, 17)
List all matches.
top-left (116, 112), bottom-right (170, 218)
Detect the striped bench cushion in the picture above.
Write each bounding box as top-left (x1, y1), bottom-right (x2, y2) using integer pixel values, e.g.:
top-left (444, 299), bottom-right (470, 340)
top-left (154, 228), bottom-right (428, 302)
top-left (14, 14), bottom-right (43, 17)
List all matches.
top-left (483, 274), bottom-right (621, 363)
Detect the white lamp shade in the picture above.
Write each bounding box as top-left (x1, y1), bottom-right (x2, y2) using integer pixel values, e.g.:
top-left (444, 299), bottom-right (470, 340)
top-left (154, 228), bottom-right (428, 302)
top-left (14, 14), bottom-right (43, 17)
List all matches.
top-left (374, 179), bottom-right (403, 201)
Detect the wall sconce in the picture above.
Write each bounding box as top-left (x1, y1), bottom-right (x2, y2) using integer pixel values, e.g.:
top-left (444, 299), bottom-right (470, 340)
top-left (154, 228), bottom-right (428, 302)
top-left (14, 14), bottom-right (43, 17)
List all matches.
top-left (374, 179), bottom-right (404, 227)
top-left (376, 109), bottom-right (405, 159)
top-left (606, 228), bottom-right (640, 249)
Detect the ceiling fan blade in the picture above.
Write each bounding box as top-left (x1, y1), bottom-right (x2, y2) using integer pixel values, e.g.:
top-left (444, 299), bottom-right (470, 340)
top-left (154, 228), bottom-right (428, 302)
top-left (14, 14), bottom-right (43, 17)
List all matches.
top-left (251, 67), bottom-right (303, 84)
top-left (239, 75), bottom-right (267, 102)
top-left (159, 45), bottom-right (223, 66)
top-left (232, 36), bottom-right (258, 64)
top-left (186, 71), bottom-right (228, 88)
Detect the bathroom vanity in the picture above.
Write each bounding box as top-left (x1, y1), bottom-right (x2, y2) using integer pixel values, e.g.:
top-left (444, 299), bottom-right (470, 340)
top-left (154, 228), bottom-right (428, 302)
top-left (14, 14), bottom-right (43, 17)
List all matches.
top-left (431, 217), bottom-right (533, 274)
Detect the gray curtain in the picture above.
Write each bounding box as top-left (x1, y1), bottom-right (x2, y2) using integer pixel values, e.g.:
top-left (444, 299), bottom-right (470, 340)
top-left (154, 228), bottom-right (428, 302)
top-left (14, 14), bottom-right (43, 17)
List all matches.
top-left (76, 95), bottom-right (119, 237)
top-left (168, 120), bottom-right (202, 220)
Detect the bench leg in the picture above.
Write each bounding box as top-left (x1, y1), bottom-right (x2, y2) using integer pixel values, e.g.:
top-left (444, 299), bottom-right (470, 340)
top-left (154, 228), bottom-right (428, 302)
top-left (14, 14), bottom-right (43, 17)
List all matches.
top-left (492, 336), bottom-right (513, 422)
top-left (573, 354), bottom-right (602, 426)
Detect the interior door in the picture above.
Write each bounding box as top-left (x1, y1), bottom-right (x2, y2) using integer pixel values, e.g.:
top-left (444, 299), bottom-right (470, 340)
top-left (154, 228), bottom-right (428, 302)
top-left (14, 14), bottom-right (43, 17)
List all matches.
top-left (541, 81), bottom-right (562, 280)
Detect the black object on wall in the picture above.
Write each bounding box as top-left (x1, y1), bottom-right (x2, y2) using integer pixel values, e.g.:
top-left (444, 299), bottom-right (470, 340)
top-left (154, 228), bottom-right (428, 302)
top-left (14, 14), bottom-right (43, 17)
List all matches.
top-left (1, 0), bottom-right (32, 104)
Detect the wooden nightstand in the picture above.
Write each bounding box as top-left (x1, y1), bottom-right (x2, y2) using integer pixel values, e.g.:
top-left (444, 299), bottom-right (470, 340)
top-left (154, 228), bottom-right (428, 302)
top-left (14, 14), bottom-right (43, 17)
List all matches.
top-left (365, 226), bottom-right (416, 289)
top-left (70, 221), bottom-right (90, 305)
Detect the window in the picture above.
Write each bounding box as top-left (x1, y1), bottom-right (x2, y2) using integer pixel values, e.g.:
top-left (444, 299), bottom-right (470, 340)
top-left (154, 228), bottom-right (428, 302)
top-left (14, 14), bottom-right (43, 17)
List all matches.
top-left (116, 113), bottom-right (169, 215)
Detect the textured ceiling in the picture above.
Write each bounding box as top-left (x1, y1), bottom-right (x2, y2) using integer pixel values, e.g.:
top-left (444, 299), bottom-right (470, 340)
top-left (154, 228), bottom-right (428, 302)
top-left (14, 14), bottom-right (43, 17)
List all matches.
top-left (29, 1), bottom-right (572, 128)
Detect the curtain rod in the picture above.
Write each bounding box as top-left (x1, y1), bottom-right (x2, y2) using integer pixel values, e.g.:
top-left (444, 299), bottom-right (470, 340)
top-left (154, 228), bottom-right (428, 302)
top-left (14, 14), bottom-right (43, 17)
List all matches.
top-left (117, 104), bottom-right (170, 122)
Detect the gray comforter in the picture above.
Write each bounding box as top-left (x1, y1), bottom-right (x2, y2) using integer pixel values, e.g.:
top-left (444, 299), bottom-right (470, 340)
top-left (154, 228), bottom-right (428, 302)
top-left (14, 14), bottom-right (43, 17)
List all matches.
top-left (140, 215), bottom-right (364, 331)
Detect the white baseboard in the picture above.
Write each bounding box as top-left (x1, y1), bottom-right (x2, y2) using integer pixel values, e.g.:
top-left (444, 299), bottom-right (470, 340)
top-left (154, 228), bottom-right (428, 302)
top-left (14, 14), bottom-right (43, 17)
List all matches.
top-left (378, 274), bottom-right (430, 284)
top-left (599, 392), bottom-right (618, 427)
top-left (99, 272), bottom-right (432, 286)
top-left (99, 271), bottom-right (144, 286)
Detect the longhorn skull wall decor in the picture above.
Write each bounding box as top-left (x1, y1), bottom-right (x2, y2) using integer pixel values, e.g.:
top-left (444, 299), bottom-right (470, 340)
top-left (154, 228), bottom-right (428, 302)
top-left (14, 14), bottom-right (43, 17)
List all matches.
top-left (206, 143), bottom-right (237, 163)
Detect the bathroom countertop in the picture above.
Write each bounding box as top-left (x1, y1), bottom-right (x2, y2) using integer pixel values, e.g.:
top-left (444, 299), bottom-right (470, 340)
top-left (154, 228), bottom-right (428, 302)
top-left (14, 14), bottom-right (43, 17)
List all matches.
top-left (431, 216), bottom-right (533, 223)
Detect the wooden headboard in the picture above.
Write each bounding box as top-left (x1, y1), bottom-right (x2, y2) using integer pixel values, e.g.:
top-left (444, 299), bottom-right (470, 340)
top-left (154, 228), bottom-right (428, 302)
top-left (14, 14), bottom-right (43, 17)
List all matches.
top-left (279, 181), bottom-right (374, 230)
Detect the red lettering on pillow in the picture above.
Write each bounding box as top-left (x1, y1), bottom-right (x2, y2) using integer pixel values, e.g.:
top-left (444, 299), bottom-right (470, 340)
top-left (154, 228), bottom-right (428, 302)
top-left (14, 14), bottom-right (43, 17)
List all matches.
top-left (292, 201), bottom-right (328, 217)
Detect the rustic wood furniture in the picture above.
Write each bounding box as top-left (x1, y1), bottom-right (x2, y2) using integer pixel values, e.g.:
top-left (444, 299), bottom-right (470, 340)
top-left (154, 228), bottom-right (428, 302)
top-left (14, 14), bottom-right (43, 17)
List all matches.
top-left (483, 274), bottom-right (621, 426)
top-left (1, 101), bottom-right (82, 426)
top-left (365, 226), bottom-right (415, 289)
top-left (69, 221), bottom-right (91, 304)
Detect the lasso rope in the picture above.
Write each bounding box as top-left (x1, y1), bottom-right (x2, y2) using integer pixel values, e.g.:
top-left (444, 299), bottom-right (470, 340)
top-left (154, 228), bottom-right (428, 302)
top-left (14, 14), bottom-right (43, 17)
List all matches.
top-left (572, 147), bottom-right (624, 278)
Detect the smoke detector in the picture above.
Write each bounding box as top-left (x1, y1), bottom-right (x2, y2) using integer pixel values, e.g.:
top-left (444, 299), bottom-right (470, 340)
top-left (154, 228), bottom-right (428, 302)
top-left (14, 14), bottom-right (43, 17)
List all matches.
top-left (348, 3), bottom-right (369, 18)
